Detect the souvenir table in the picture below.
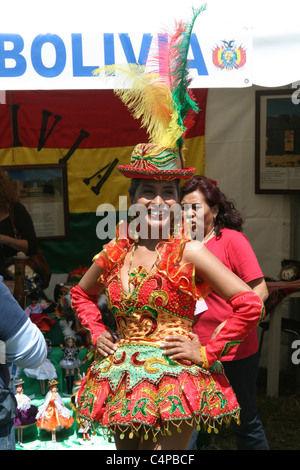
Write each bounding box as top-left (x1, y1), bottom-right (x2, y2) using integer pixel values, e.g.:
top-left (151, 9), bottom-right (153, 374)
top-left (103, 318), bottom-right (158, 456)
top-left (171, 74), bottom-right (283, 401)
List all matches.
top-left (12, 316), bottom-right (116, 450)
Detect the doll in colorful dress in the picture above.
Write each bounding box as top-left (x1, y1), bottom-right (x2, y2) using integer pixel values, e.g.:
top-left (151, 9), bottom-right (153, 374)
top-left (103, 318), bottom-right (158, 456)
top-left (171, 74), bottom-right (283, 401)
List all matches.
top-left (14, 378), bottom-right (38, 445)
top-left (69, 8), bottom-right (265, 451)
top-left (36, 379), bottom-right (74, 442)
top-left (59, 334), bottom-right (82, 395)
top-left (25, 289), bottom-right (55, 332)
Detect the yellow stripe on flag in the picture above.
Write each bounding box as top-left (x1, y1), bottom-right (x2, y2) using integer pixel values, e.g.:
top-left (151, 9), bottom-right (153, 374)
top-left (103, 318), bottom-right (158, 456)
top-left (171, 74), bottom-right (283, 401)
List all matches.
top-left (0, 135), bottom-right (205, 214)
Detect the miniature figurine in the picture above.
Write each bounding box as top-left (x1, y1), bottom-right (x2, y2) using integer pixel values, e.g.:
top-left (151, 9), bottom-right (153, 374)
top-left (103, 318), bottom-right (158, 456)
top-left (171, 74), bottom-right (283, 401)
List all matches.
top-left (14, 378), bottom-right (38, 445)
top-left (25, 288), bottom-right (55, 332)
top-left (78, 419), bottom-right (91, 441)
top-left (59, 329), bottom-right (82, 396)
top-left (36, 379), bottom-right (74, 442)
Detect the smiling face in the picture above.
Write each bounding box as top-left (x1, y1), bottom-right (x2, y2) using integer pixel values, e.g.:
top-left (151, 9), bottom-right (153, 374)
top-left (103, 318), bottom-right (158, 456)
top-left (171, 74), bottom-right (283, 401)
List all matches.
top-left (130, 179), bottom-right (180, 240)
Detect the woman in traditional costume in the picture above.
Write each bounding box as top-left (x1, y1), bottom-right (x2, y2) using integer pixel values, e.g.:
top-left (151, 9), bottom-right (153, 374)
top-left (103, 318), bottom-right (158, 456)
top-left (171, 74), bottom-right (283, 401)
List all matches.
top-left (70, 7), bottom-right (265, 450)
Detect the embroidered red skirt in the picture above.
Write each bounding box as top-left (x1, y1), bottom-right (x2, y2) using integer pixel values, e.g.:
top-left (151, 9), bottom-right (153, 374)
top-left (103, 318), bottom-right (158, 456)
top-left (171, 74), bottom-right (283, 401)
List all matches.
top-left (75, 341), bottom-right (240, 440)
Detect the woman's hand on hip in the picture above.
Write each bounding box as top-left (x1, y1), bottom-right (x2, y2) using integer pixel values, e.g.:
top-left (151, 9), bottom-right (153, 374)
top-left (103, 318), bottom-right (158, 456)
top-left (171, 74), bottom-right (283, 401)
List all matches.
top-left (160, 332), bottom-right (202, 364)
top-left (96, 330), bottom-right (119, 357)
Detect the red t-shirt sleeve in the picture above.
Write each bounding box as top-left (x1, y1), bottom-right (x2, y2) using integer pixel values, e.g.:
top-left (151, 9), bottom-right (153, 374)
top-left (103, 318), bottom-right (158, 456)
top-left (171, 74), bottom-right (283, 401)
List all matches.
top-left (222, 231), bottom-right (264, 283)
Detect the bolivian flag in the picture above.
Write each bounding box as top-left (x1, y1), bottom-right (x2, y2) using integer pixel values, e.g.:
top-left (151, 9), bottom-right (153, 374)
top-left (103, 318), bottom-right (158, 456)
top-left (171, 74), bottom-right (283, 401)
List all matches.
top-left (0, 89), bottom-right (207, 273)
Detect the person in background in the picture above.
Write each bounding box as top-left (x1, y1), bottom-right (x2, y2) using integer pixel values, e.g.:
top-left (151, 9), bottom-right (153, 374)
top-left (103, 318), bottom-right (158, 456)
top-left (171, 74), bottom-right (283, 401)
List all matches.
top-left (0, 168), bottom-right (38, 279)
top-left (0, 276), bottom-right (47, 450)
top-left (180, 175), bottom-right (269, 450)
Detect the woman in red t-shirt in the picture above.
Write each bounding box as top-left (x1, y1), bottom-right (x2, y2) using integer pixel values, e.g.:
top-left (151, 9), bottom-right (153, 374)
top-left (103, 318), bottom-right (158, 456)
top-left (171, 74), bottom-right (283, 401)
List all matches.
top-left (180, 175), bottom-right (269, 450)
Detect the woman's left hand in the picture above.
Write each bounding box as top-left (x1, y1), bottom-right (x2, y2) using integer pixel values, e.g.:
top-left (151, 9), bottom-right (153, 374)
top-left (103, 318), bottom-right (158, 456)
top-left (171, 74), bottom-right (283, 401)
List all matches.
top-left (96, 330), bottom-right (119, 357)
top-left (160, 332), bottom-right (202, 364)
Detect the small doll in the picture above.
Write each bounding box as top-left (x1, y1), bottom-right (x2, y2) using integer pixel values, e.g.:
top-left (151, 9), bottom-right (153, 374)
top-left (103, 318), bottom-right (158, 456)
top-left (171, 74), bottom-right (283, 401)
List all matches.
top-left (25, 288), bottom-right (55, 332)
top-left (69, 377), bottom-right (91, 442)
top-left (59, 329), bottom-right (82, 396)
top-left (78, 419), bottom-right (91, 441)
top-left (23, 339), bottom-right (57, 395)
top-left (14, 378), bottom-right (38, 445)
top-left (36, 379), bottom-right (74, 443)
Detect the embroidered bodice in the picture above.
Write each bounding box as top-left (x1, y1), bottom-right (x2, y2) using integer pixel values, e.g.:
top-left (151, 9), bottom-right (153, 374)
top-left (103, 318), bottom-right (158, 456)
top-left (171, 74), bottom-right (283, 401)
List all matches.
top-left (93, 224), bottom-right (211, 344)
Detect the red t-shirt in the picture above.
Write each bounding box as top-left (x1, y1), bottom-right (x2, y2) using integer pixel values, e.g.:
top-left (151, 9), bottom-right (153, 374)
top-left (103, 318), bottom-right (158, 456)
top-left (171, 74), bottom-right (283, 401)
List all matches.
top-left (193, 228), bottom-right (264, 361)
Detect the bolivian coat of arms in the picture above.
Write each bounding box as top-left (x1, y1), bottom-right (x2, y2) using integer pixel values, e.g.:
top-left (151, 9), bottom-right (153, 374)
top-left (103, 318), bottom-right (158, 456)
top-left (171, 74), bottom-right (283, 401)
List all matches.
top-left (212, 40), bottom-right (246, 70)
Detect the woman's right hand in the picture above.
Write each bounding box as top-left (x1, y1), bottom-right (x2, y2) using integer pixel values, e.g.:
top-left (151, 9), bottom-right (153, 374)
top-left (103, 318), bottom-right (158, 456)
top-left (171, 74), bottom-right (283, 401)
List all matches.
top-left (96, 330), bottom-right (119, 357)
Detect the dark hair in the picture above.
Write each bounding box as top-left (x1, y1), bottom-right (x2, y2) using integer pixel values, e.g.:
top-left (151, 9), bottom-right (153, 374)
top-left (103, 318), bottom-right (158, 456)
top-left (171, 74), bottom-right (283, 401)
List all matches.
top-left (128, 178), bottom-right (181, 200)
top-left (0, 168), bottom-right (19, 212)
top-left (128, 178), bottom-right (142, 199)
top-left (181, 175), bottom-right (243, 236)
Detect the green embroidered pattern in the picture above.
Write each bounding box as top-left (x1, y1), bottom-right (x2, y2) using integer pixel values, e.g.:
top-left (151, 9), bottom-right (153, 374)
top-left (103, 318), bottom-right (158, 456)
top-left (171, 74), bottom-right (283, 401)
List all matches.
top-left (89, 342), bottom-right (205, 392)
top-left (220, 340), bottom-right (242, 357)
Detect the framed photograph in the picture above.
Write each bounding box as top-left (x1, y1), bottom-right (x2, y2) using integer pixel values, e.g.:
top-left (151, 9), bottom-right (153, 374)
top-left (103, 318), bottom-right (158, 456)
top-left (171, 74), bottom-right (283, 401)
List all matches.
top-left (255, 89), bottom-right (300, 194)
top-left (5, 163), bottom-right (70, 240)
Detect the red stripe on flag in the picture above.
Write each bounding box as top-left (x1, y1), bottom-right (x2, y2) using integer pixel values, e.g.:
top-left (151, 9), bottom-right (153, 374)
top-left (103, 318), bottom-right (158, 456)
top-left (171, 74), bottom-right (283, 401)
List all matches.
top-left (0, 89), bottom-right (207, 150)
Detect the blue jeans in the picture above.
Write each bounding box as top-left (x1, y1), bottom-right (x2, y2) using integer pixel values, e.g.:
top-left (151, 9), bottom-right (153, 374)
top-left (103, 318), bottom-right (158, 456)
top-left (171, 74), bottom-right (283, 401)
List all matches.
top-left (188, 352), bottom-right (269, 450)
top-left (0, 420), bottom-right (15, 450)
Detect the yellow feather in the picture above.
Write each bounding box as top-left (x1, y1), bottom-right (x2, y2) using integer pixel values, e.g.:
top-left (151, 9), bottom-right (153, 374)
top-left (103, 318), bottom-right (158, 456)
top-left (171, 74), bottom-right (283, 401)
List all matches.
top-left (93, 64), bottom-right (184, 150)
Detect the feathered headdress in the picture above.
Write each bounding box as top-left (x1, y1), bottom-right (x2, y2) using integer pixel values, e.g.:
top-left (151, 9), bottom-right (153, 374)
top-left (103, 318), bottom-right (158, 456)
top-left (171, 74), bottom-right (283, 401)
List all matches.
top-left (94, 5), bottom-right (206, 180)
top-left (59, 318), bottom-right (77, 341)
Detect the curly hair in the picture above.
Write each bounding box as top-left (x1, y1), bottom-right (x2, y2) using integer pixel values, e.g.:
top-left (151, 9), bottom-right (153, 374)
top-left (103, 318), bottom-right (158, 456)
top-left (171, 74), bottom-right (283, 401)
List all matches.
top-left (0, 168), bottom-right (19, 212)
top-left (181, 175), bottom-right (244, 237)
